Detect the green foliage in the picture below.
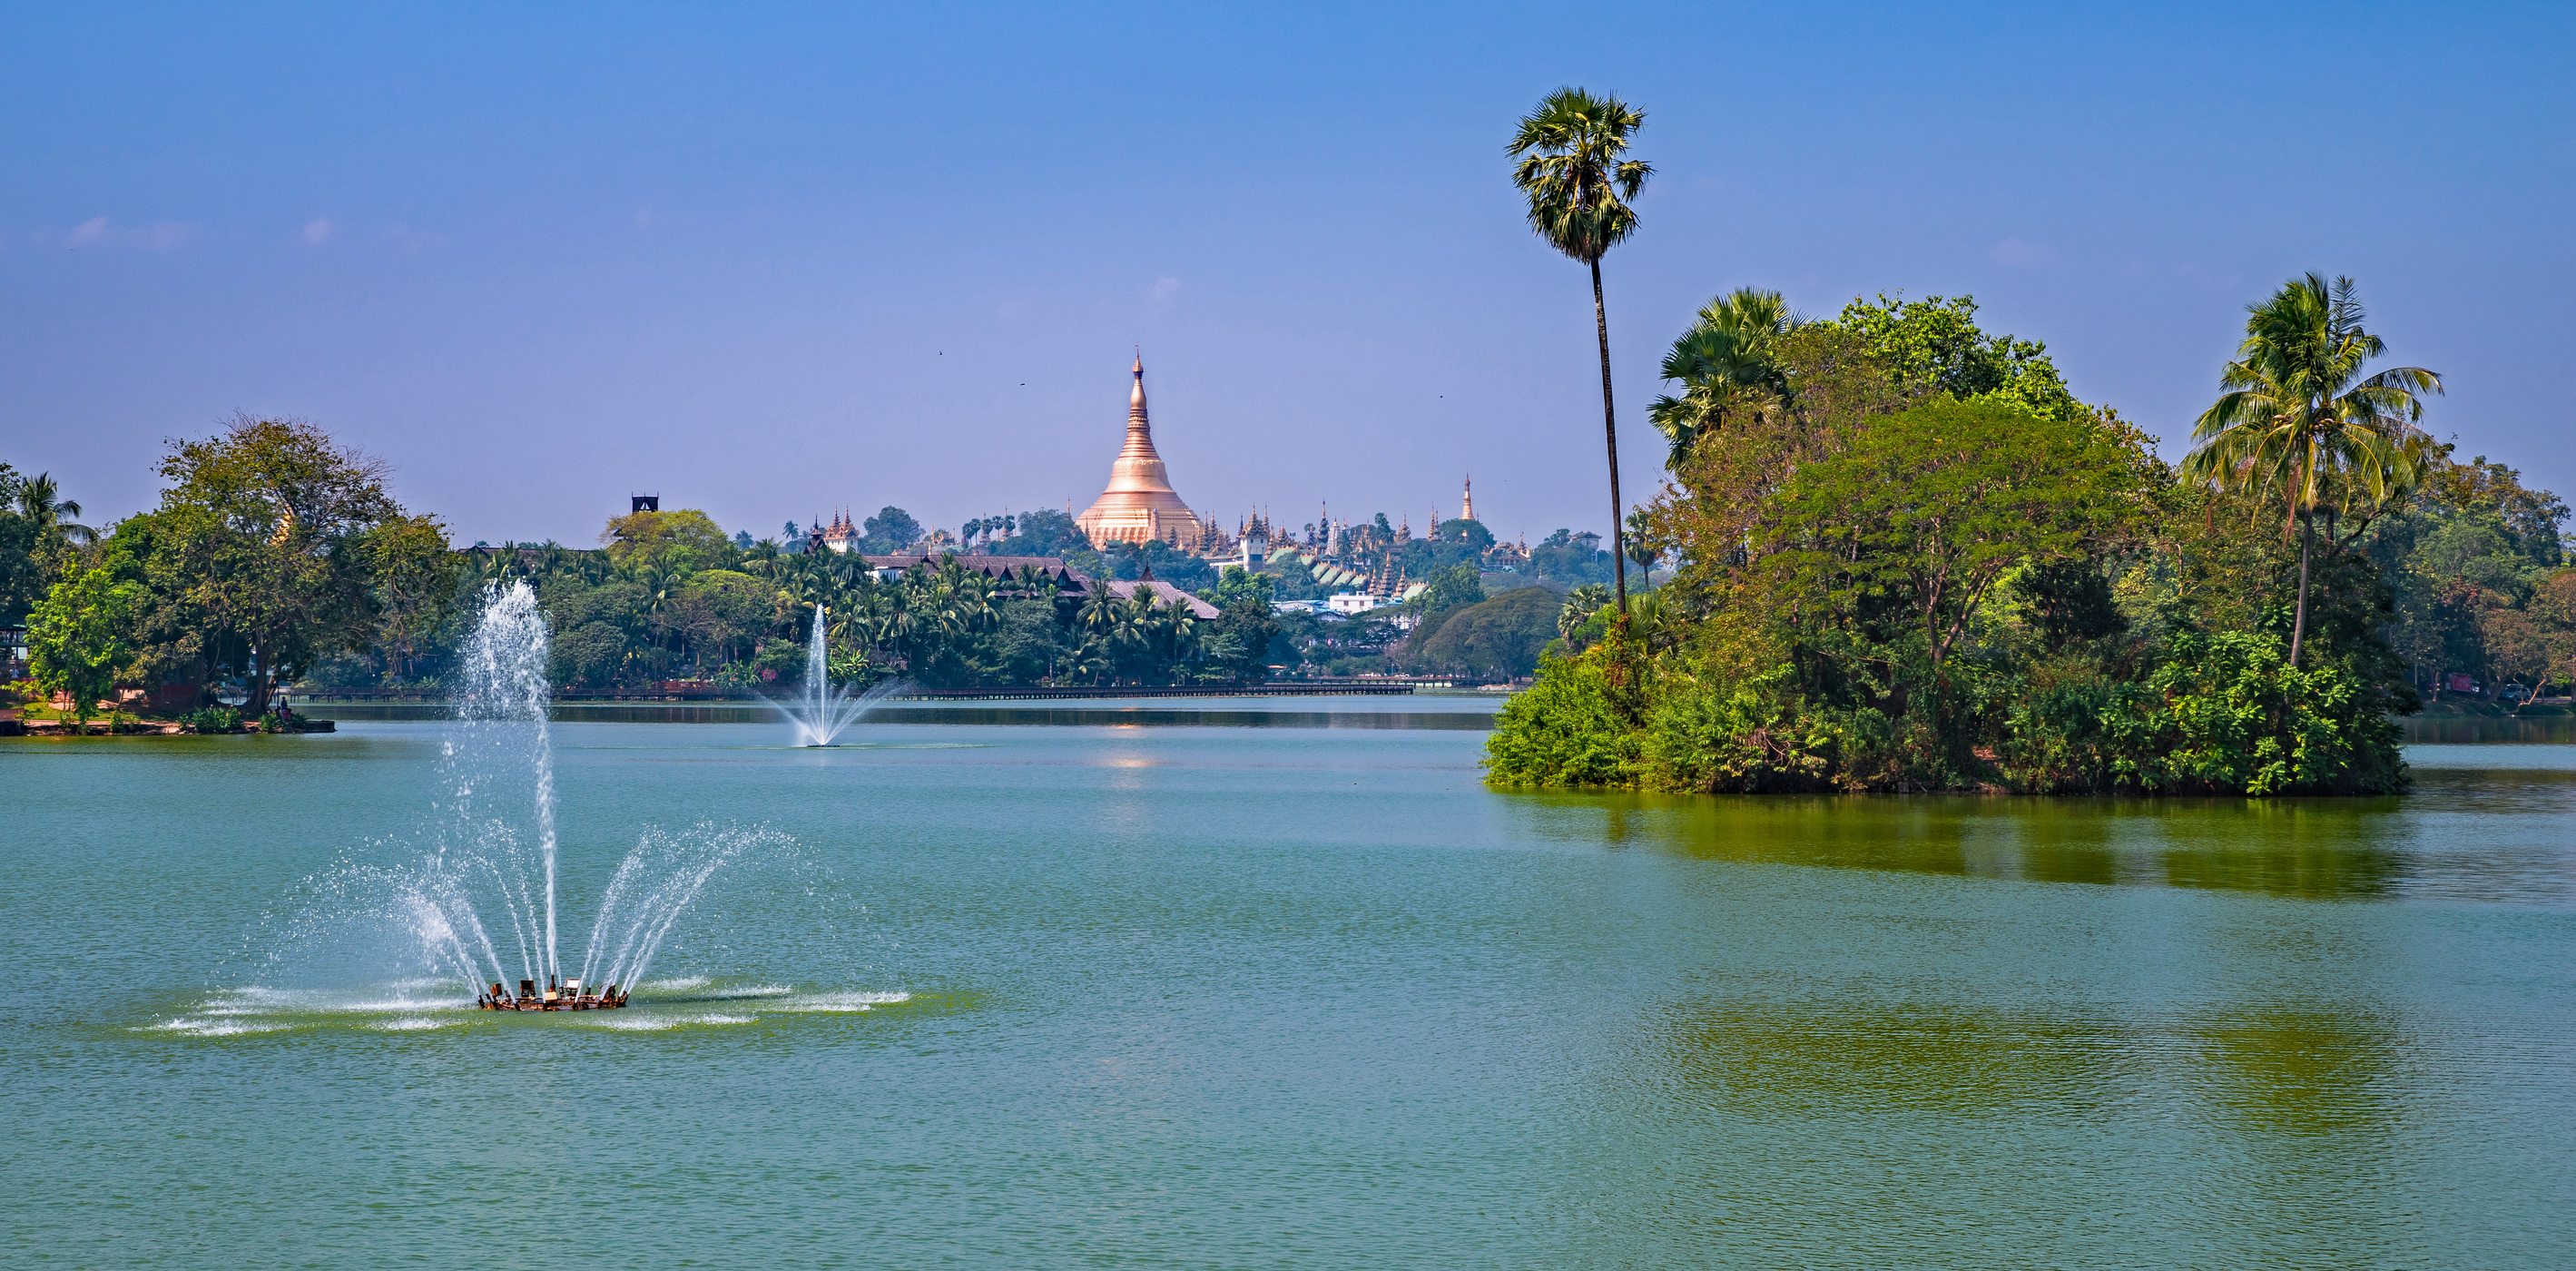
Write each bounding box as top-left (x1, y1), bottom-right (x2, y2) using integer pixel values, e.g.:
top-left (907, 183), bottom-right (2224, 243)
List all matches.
top-left (143, 416), bottom-right (405, 714)
top-left (1203, 567), bottom-right (1276, 609)
top-left (1490, 279), bottom-right (2483, 799)
top-left (362, 514), bottom-right (457, 681)
top-left (603, 508), bottom-right (733, 571)
top-left (2180, 274), bottom-right (2441, 666)
top-left (2147, 632), bottom-right (2403, 794)
top-left (1098, 538), bottom-right (1214, 588)
top-left (1437, 519), bottom-right (1496, 552)
top-left (0, 463), bottom-right (42, 624)
top-left (1820, 293), bottom-right (2079, 419)
top-left (1639, 665), bottom-right (1843, 792)
top-left (861, 507), bottom-right (923, 552)
top-left (1760, 397), bottom-right (2148, 676)
top-left (1201, 598), bottom-right (1280, 682)
top-left (1558, 584), bottom-right (1611, 645)
top-left (1509, 88), bottom-right (1650, 266)
top-left (1524, 529), bottom-right (1617, 588)
top-left (1483, 649), bottom-right (1641, 787)
top-left (1650, 288), bottom-right (1800, 466)
top-left (179, 705), bottom-right (242, 734)
top-left (28, 564), bottom-right (141, 723)
top-left (988, 507), bottom-right (1089, 557)
top-left (1405, 586), bottom-right (1558, 678)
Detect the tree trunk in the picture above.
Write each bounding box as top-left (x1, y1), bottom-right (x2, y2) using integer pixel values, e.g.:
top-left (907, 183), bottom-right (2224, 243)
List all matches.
top-left (1590, 256), bottom-right (1627, 612)
top-left (2288, 511), bottom-right (2314, 668)
top-left (245, 643), bottom-right (271, 717)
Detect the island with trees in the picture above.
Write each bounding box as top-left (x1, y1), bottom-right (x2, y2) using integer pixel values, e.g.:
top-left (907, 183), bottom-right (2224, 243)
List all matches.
top-left (1485, 280), bottom-right (2574, 796)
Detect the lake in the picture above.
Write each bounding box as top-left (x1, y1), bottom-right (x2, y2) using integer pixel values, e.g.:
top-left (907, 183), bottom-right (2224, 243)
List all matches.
top-left (3, 698), bottom-right (2571, 1266)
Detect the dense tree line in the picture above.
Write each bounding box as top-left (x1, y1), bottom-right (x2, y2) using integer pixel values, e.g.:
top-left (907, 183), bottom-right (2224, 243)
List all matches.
top-left (1488, 281), bottom-right (2575, 796)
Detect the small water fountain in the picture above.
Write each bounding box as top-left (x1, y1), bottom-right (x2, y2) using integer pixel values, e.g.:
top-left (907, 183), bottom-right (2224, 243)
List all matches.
top-left (766, 604), bottom-right (893, 746)
top-left (329, 582), bottom-right (786, 1009)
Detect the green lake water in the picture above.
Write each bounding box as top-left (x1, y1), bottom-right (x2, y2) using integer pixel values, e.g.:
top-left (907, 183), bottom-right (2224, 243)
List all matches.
top-left (3, 699), bottom-right (2572, 1266)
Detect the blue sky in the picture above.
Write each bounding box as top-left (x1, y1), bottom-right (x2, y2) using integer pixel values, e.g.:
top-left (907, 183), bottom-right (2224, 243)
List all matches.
top-left (5, 3), bottom-right (2569, 546)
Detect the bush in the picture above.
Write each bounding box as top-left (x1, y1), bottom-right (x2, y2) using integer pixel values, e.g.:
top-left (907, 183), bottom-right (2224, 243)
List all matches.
top-left (2146, 631), bottom-right (2404, 795)
top-left (1483, 649), bottom-right (1640, 787)
top-left (180, 705), bottom-right (242, 734)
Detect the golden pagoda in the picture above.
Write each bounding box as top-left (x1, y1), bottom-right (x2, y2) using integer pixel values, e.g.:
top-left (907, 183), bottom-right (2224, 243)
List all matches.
top-left (1076, 353), bottom-right (1205, 547)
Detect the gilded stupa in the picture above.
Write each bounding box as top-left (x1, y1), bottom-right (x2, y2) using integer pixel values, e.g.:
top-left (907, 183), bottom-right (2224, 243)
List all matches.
top-left (1076, 353), bottom-right (1205, 547)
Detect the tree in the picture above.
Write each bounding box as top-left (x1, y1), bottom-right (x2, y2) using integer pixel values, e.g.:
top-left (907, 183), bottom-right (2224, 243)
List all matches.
top-left (1761, 398), bottom-right (2144, 685)
top-left (15, 470), bottom-right (94, 552)
top-left (1821, 293), bottom-right (2079, 419)
top-left (1510, 86), bottom-right (1651, 611)
top-left (148, 417), bottom-right (403, 714)
top-left (27, 564), bottom-right (140, 724)
top-left (0, 464), bottom-right (41, 623)
top-left (1412, 563), bottom-right (1487, 627)
top-left (1649, 288), bottom-right (1800, 465)
top-left (1408, 586), bottom-right (1560, 678)
top-left (363, 514), bottom-right (458, 683)
top-left (996, 507), bottom-right (1088, 556)
top-left (602, 507), bottom-right (733, 571)
top-left (862, 507), bottom-right (924, 553)
top-left (1559, 583), bottom-right (1610, 643)
top-left (2183, 274), bottom-right (2441, 666)
top-left (1204, 598), bottom-right (1279, 682)
top-left (1203, 567), bottom-right (1276, 610)
top-left (1438, 519), bottom-right (1497, 553)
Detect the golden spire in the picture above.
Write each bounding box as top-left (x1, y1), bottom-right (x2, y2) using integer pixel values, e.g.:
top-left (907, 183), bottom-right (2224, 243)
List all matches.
top-left (1077, 350), bottom-right (1204, 547)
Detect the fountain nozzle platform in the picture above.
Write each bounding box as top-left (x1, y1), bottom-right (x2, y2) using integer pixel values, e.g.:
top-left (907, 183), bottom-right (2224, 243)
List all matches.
top-left (478, 978), bottom-right (629, 1011)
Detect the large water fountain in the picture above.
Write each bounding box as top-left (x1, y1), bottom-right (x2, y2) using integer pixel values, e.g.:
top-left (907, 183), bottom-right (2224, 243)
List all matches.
top-left (389, 582), bottom-right (784, 1001)
top-left (766, 604), bottom-right (893, 746)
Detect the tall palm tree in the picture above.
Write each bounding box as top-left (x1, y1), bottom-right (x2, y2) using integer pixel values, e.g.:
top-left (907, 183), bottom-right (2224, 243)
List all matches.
top-left (2182, 273), bottom-right (2440, 666)
top-left (1647, 288), bottom-right (1799, 466)
top-left (1510, 86), bottom-right (1651, 610)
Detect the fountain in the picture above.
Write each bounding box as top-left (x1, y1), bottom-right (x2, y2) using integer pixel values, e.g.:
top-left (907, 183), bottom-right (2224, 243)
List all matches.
top-left (365, 581), bottom-right (787, 1008)
top-left (767, 604), bottom-right (893, 746)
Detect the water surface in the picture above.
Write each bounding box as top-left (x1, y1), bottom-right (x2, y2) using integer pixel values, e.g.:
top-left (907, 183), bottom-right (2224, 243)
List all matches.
top-left (3, 701), bottom-right (2571, 1266)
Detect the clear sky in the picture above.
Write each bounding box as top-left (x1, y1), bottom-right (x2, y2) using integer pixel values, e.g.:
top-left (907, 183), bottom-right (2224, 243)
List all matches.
top-left (5, 3), bottom-right (2569, 547)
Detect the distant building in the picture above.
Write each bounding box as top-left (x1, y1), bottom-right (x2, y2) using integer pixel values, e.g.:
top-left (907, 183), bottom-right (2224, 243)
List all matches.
top-left (1234, 512), bottom-right (1272, 574)
top-left (813, 508), bottom-right (862, 554)
top-left (1076, 354), bottom-right (1212, 549)
top-left (631, 494), bottom-right (660, 513)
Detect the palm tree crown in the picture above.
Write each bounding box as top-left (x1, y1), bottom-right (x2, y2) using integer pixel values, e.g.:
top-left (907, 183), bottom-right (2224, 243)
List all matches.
top-left (1648, 288), bottom-right (1800, 467)
top-left (1509, 89), bottom-right (1651, 265)
top-left (2183, 272), bottom-right (2441, 529)
top-left (2181, 272), bottom-right (2441, 665)
top-left (17, 471), bottom-right (94, 547)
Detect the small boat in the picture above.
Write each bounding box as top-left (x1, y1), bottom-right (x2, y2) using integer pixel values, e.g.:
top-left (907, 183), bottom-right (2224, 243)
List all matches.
top-left (477, 977), bottom-right (629, 1011)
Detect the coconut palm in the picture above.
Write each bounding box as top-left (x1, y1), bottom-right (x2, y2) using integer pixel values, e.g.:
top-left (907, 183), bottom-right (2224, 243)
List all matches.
top-left (1077, 585), bottom-right (1118, 636)
top-left (1509, 86), bottom-right (1652, 610)
top-left (1647, 288), bottom-right (1799, 466)
top-left (15, 472), bottom-right (93, 549)
top-left (1108, 595), bottom-right (1154, 652)
top-left (2182, 273), bottom-right (2441, 666)
top-left (1158, 596), bottom-right (1202, 667)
